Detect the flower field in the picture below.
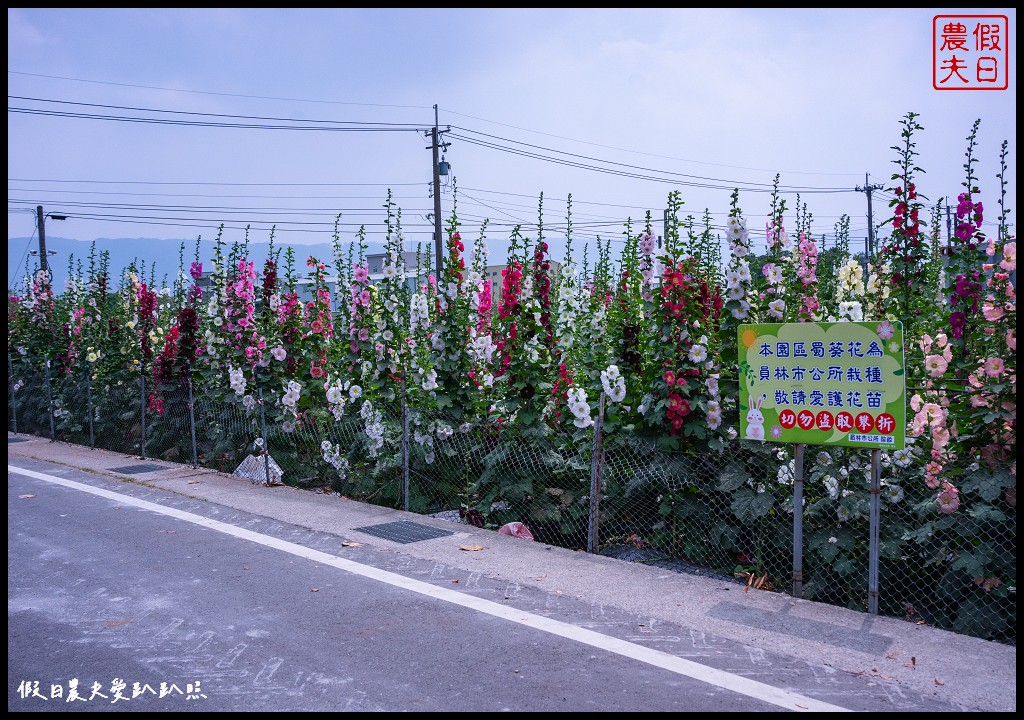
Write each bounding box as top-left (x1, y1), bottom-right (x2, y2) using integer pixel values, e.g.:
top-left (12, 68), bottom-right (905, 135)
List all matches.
top-left (8, 114), bottom-right (1015, 644)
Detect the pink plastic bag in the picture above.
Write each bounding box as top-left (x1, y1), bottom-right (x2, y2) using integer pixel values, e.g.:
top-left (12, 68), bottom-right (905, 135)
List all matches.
top-left (498, 522), bottom-right (534, 541)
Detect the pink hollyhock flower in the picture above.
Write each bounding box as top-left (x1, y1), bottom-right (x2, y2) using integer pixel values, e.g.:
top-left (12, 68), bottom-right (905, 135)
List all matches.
top-left (984, 357), bottom-right (1005, 377)
top-left (1007, 330), bottom-right (1016, 351)
top-left (353, 264), bottom-right (369, 283)
top-left (664, 370), bottom-right (676, 386)
top-left (923, 403), bottom-right (944, 425)
top-left (909, 393), bottom-right (923, 412)
top-left (937, 483), bottom-right (960, 514)
top-left (1000, 241), bottom-right (1016, 271)
top-left (924, 355), bottom-right (948, 377)
top-left (982, 303), bottom-right (1005, 321)
top-left (931, 426), bottom-right (950, 451)
top-left (909, 414), bottom-right (927, 436)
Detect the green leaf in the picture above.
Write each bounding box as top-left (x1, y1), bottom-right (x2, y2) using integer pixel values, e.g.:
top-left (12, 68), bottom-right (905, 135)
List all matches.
top-left (950, 551), bottom-right (984, 577)
top-left (716, 462), bottom-right (748, 492)
top-left (952, 595), bottom-right (1008, 639)
top-left (961, 467), bottom-right (1013, 502)
top-left (731, 487), bottom-right (774, 523)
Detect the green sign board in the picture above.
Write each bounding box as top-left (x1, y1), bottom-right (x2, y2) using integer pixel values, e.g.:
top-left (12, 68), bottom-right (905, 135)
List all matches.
top-left (738, 321), bottom-right (905, 449)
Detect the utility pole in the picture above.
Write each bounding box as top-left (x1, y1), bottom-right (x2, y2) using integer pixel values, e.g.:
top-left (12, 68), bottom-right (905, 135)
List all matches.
top-left (428, 104), bottom-right (450, 281)
top-left (36, 205), bottom-right (49, 274)
top-left (855, 174), bottom-right (884, 263)
top-left (35, 205), bottom-right (66, 274)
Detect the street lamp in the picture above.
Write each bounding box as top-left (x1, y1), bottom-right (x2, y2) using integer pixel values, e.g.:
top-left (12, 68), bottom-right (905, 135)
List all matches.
top-left (35, 205), bottom-right (66, 274)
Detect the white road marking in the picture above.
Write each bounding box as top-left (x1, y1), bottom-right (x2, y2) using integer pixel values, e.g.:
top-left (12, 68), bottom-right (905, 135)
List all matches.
top-left (10, 463), bottom-right (851, 712)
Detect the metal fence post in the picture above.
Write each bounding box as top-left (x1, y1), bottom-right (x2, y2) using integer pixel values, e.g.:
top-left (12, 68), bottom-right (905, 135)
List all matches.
top-left (187, 376), bottom-right (199, 467)
top-left (139, 373), bottom-right (147, 458)
top-left (86, 367), bottom-right (95, 450)
top-left (259, 386), bottom-right (271, 486)
top-left (792, 443), bottom-right (804, 598)
top-left (868, 448), bottom-right (881, 614)
top-left (402, 374), bottom-right (410, 512)
top-left (587, 393), bottom-right (606, 554)
top-left (44, 356), bottom-right (56, 441)
top-left (8, 353), bottom-right (17, 434)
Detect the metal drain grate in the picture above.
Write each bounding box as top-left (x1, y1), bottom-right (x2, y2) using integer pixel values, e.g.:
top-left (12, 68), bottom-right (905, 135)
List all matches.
top-left (8, 437), bottom-right (30, 443)
top-left (353, 520), bottom-right (455, 544)
top-left (109, 463), bottom-right (168, 475)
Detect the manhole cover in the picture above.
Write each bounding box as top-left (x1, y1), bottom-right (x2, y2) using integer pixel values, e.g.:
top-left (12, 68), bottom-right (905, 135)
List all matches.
top-left (8, 437), bottom-right (30, 443)
top-left (353, 520), bottom-right (455, 544)
top-left (109, 463), bottom-right (168, 475)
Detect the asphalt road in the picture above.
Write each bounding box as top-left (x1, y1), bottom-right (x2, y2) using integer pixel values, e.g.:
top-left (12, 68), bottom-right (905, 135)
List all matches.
top-left (7, 442), bottom-right (1017, 712)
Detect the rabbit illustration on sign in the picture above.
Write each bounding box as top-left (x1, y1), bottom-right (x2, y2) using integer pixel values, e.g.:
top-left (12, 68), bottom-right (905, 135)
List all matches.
top-left (745, 394), bottom-right (767, 440)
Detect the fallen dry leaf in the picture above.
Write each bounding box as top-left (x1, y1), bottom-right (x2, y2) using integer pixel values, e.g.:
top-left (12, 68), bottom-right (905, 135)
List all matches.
top-left (460, 545), bottom-right (485, 552)
top-left (795, 704), bottom-right (808, 709)
top-left (341, 541), bottom-right (363, 547)
top-left (18, 494), bottom-right (35, 499)
top-left (934, 678), bottom-right (944, 686)
top-left (310, 587), bottom-right (319, 592)
top-left (534, 574), bottom-right (547, 581)
top-left (104, 619), bottom-right (132, 628)
top-left (187, 480), bottom-right (201, 485)
top-left (904, 657), bottom-right (916, 669)
top-left (885, 652), bottom-right (896, 660)
top-left (451, 579), bottom-right (460, 584)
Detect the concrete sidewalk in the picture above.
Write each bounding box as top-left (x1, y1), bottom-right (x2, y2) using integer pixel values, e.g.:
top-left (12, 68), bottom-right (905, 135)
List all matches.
top-left (7, 433), bottom-right (1016, 712)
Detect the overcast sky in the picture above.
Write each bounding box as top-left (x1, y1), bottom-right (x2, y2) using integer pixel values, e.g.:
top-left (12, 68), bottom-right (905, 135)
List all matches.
top-left (7, 8), bottom-right (1017, 281)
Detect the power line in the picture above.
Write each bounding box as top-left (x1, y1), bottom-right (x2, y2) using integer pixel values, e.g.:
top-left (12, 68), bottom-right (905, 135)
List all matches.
top-left (448, 132), bottom-right (853, 194)
top-left (451, 127), bottom-right (854, 192)
top-left (8, 198), bottom-right (434, 216)
top-left (9, 217), bottom-right (38, 289)
top-left (439, 105), bottom-right (862, 177)
top-left (8, 70), bottom-right (434, 110)
top-left (8, 187), bottom-right (430, 201)
top-left (8, 106), bottom-right (424, 132)
top-left (9, 95), bottom-right (429, 128)
top-left (9, 178), bottom-right (425, 187)
top-left (10, 96), bottom-right (860, 191)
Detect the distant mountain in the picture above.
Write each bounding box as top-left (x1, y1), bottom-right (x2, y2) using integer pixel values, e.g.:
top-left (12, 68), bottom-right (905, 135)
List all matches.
top-left (7, 236), bottom-right (385, 295)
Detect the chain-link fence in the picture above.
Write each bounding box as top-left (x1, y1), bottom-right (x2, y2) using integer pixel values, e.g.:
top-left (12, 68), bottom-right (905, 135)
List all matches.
top-left (8, 359), bottom-right (1015, 647)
